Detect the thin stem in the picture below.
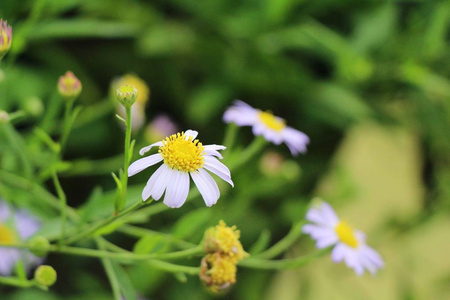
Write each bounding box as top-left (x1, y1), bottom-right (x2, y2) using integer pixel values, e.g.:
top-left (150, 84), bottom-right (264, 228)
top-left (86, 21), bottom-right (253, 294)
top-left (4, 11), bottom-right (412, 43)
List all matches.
top-left (0, 123), bottom-right (33, 178)
top-left (117, 106), bottom-right (132, 214)
top-left (119, 225), bottom-right (197, 249)
top-left (0, 276), bottom-right (35, 288)
top-left (239, 247), bottom-right (331, 270)
top-left (255, 222), bottom-right (305, 259)
top-left (222, 123), bottom-right (238, 152)
top-left (60, 100), bottom-right (74, 153)
top-left (51, 170), bottom-right (67, 248)
top-left (96, 238), bottom-right (122, 300)
top-left (64, 200), bottom-right (146, 245)
top-left (229, 136), bottom-right (267, 170)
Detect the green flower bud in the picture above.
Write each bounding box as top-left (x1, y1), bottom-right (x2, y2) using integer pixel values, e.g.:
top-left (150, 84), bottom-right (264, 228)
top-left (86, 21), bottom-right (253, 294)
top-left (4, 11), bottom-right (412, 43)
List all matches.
top-left (116, 85), bottom-right (138, 108)
top-left (34, 265), bottom-right (57, 287)
top-left (28, 236), bottom-right (51, 257)
top-left (0, 110), bottom-right (9, 123)
top-left (58, 71), bottom-right (82, 101)
top-left (23, 97), bottom-right (44, 118)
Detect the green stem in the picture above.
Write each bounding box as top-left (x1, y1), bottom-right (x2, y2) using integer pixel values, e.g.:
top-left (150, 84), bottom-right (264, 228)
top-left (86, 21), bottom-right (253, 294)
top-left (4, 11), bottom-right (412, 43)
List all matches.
top-left (222, 123), bottom-right (238, 152)
top-left (239, 248), bottom-right (331, 270)
top-left (51, 170), bottom-right (68, 248)
top-left (0, 123), bottom-right (33, 178)
top-left (96, 238), bottom-right (122, 300)
top-left (229, 136), bottom-right (267, 170)
top-left (0, 276), bottom-right (35, 288)
top-left (65, 200), bottom-right (145, 245)
top-left (60, 100), bottom-right (74, 153)
top-left (116, 106), bottom-right (132, 214)
top-left (119, 224), bottom-right (197, 249)
top-left (255, 222), bottom-right (305, 259)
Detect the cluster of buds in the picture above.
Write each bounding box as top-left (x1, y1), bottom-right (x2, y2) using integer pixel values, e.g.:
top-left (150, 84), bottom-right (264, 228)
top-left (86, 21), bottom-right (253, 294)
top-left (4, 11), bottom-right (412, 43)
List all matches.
top-left (0, 19), bottom-right (12, 61)
top-left (200, 221), bottom-right (248, 293)
top-left (57, 71), bottom-right (82, 101)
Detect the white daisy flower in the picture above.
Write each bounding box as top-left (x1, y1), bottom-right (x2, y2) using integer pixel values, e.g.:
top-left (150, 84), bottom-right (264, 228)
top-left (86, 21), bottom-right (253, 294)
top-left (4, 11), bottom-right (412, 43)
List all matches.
top-left (302, 201), bottom-right (384, 276)
top-left (223, 100), bottom-right (310, 156)
top-left (0, 200), bottom-right (42, 276)
top-left (128, 130), bottom-right (233, 208)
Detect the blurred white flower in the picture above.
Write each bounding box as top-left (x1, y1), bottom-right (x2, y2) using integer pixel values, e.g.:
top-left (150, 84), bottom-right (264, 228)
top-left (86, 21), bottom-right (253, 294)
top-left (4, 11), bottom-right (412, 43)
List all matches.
top-left (0, 200), bottom-right (42, 276)
top-left (128, 130), bottom-right (233, 208)
top-left (302, 201), bottom-right (384, 276)
top-left (223, 100), bottom-right (309, 156)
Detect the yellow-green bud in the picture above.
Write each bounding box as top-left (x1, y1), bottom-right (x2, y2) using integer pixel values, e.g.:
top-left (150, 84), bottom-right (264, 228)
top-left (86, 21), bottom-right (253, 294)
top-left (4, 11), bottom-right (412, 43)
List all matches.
top-left (0, 110), bottom-right (9, 123)
top-left (34, 265), bottom-right (57, 287)
top-left (58, 71), bottom-right (82, 101)
top-left (0, 19), bottom-right (12, 61)
top-left (29, 236), bottom-right (50, 257)
top-left (116, 85), bottom-right (138, 108)
top-left (23, 97), bottom-right (44, 117)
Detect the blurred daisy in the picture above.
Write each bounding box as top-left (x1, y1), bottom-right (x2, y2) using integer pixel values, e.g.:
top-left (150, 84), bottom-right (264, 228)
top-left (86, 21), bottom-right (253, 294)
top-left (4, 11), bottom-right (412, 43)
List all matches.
top-left (223, 100), bottom-right (309, 156)
top-left (0, 200), bottom-right (42, 276)
top-left (128, 130), bottom-right (233, 208)
top-left (112, 74), bottom-right (150, 131)
top-left (302, 201), bottom-right (384, 276)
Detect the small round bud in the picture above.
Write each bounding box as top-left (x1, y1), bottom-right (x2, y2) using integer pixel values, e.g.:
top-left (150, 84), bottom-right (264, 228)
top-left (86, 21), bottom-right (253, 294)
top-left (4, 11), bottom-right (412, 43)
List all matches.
top-left (0, 110), bottom-right (9, 123)
top-left (28, 236), bottom-right (51, 257)
top-left (23, 97), bottom-right (44, 118)
top-left (0, 19), bottom-right (12, 61)
top-left (58, 71), bottom-right (82, 101)
top-left (34, 265), bottom-right (57, 287)
top-left (116, 85), bottom-right (138, 108)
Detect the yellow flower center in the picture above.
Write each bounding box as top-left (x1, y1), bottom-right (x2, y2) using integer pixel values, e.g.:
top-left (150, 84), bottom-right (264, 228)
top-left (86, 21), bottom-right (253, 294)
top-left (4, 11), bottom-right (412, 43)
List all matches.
top-left (335, 221), bottom-right (358, 248)
top-left (200, 253), bottom-right (237, 292)
top-left (0, 223), bottom-right (16, 245)
top-left (159, 132), bottom-right (204, 172)
top-left (258, 111), bottom-right (286, 131)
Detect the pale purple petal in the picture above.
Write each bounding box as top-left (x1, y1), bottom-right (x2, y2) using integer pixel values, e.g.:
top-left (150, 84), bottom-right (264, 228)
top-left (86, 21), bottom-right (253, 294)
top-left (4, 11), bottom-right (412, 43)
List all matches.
top-left (15, 210), bottom-right (41, 239)
top-left (190, 169), bottom-right (220, 207)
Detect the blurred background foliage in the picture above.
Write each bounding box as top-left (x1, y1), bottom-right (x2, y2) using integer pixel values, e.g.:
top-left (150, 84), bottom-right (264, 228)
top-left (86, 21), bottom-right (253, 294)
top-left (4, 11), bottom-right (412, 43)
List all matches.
top-left (0, 0), bottom-right (449, 299)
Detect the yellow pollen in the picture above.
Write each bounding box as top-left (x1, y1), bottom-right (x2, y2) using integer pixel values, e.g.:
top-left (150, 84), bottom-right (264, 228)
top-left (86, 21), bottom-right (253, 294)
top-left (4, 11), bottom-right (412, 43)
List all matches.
top-left (159, 132), bottom-right (204, 172)
top-left (200, 253), bottom-right (237, 292)
top-left (335, 221), bottom-right (358, 248)
top-left (258, 111), bottom-right (286, 131)
top-left (0, 224), bottom-right (16, 245)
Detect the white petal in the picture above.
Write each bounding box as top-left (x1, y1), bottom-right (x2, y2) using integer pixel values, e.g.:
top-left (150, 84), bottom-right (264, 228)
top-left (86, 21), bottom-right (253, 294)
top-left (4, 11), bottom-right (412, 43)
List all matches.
top-left (184, 130), bottom-right (198, 140)
top-left (163, 171), bottom-right (190, 208)
top-left (142, 164), bottom-right (166, 201)
top-left (331, 243), bottom-right (346, 263)
top-left (139, 141), bottom-right (164, 156)
top-left (150, 164), bottom-right (172, 200)
top-left (319, 202), bottom-right (339, 225)
top-left (203, 157), bottom-right (233, 186)
top-left (204, 145), bottom-right (226, 151)
top-left (316, 234), bottom-right (339, 249)
top-left (0, 249), bottom-right (19, 276)
top-left (282, 127), bottom-right (310, 156)
top-left (361, 245), bottom-right (384, 268)
top-left (128, 154), bottom-right (163, 177)
top-left (190, 169), bottom-right (220, 207)
top-left (223, 101), bottom-right (259, 126)
top-left (305, 208), bottom-right (332, 227)
top-left (204, 149), bottom-right (223, 159)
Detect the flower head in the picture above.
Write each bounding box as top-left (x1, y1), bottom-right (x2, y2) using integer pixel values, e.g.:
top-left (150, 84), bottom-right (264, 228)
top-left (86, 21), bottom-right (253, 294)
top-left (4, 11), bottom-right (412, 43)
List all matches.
top-left (0, 19), bottom-right (12, 60)
top-left (200, 253), bottom-right (237, 292)
top-left (116, 85), bottom-right (138, 108)
top-left (58, 71), bottom-right (82, 101)
top-left (112, 74), bottom-right (150, 131)
top-left (302, 200), bottom-right (384, 276)
top-left (128, 130), bottom-right (233, 208)
top-left (204, 221), bottom-right (247, 262)
top-left (0, 200), bottom-right (42, 276)
top-left (223, 100), bottom-right (309, 156)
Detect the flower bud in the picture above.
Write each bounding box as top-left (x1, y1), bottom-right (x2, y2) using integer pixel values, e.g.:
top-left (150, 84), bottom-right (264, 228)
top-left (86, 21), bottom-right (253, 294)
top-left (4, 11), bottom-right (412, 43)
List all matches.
top-left (58, 71), bottom-right (82, 101)
top-left (199, 253), bottom-right (236, 293)
top-left (116, 85), bottom-right (138, 108)
top-left (28, 236), bottom-right (51, 257)
top-left (34, 265), bottom-right (57, 287)
top-left (0, 19), bottom-right (12, 60)
top-left (23, 97), bottom-right (44, 118)
top-left (0, 110), bottom-right (9, 123)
